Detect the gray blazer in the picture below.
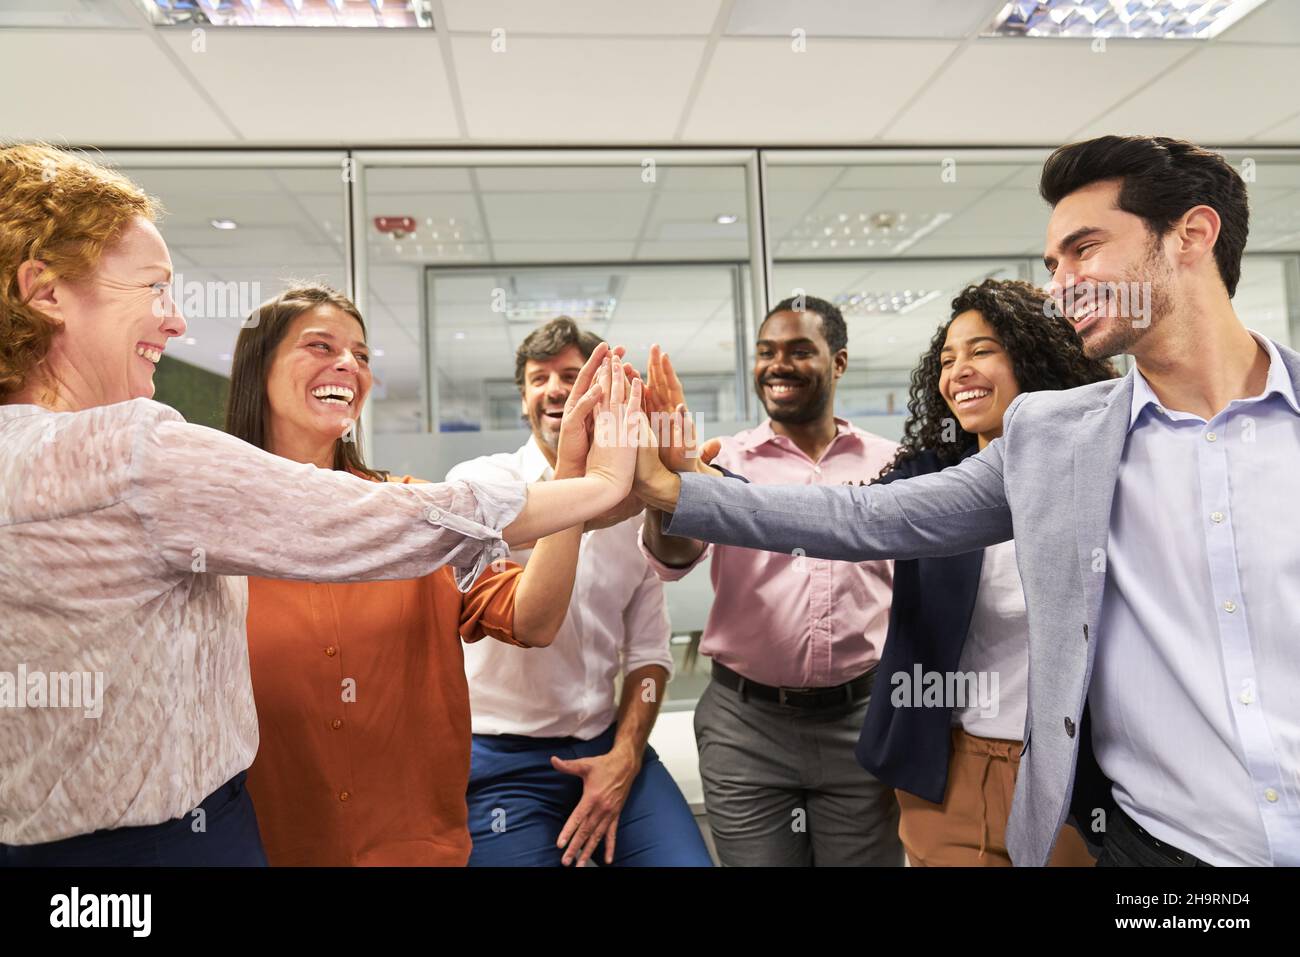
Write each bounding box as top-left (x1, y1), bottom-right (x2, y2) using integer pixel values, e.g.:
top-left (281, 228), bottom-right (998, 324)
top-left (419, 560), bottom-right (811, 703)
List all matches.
top-left (663, 340), bottom-right (1300, 866)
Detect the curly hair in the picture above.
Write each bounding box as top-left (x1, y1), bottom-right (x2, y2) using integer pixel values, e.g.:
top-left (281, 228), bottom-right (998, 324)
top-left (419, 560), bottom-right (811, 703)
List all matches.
top-left (0, 143), bottom-right (160, 399)
top-left (882, 278), bottom-right (1119, 477)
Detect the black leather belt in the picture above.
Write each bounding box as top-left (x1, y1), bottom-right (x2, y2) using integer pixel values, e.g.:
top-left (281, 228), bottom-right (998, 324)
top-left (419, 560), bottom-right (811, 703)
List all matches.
top-left (1114, 806), bottom-right (1213, 867)
top-left (711, 660), bottom-right (875, 710)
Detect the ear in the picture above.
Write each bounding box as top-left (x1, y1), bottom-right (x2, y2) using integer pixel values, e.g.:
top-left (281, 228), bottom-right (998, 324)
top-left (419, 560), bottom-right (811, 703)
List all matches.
top-left (1175, 204), bottom-right (1221, 272)
top-left (832, 348), bottom-right (848, 379)
top-left (17, 260), bottom-right (62, 321)
top-left (520, 393), bottom-right (528, 418)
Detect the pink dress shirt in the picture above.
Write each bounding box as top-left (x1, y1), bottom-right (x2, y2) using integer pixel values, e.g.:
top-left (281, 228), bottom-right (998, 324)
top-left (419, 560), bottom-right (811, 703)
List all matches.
top-left (639, 417), bottom-right (897, 689)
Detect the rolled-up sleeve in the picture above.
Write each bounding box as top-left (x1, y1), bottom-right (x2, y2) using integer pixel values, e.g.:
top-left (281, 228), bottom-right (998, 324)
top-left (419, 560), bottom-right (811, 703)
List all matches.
top-left (455, 561), bottom-right (529, 647)
top-left (125, 411), bottom-right (526, 591)
top-left (621, 563), bottom-right (674, 680)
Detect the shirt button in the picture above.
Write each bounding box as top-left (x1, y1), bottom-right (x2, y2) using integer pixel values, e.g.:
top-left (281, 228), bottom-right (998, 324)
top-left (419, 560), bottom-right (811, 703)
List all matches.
top-left (1265, 788), bottom-right (1279, 803)
top-left (1239, 689), bottom-right (1253, 705)
top-left (1064, 716), bottom-right (1076, 738)
top-left (325, 646), bottom-right (337, 657)
top-left (1210, 511), bottom-right (1224, 524)
top-left (339, 791), bottom-right (351, 802)
top-left (1205, 431), bottom-right (1217, 442)
top-left (1223, 600), bottom-right (1237, 613)
top-left (813, 465), bottom-right (822, 475)
top-left (426, 506), bottom-right (442, 523)
top-left (331, 718), bottom-right (343, 730)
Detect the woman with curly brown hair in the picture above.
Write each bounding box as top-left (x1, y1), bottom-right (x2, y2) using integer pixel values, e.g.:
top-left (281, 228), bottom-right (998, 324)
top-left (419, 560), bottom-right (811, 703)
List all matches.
top-left (856, 277), bottom-right (1118, 866)
top-left (0, 143), bottom-right (641, 865)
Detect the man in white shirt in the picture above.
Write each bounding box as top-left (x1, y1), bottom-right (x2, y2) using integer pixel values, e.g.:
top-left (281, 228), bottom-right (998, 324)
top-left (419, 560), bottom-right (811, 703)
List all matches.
top-left (447, 317), bottom-right (712, 867)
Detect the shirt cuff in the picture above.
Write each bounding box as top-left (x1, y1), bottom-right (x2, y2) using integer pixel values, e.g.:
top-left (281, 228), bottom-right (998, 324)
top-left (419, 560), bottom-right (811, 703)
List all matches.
top-left (436, 479), bottom-right (527, 592)
top-left (636, 518), bottom-right (710, 580)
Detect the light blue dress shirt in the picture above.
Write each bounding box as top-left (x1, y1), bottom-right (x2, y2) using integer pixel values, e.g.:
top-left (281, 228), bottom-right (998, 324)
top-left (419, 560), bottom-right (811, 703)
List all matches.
top-left (1091, 331), bottom-right (1300, 866)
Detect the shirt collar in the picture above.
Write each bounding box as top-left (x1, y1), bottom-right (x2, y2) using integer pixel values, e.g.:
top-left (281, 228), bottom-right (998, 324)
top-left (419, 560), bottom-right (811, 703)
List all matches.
top-left (1128, 330), bottom-right (1300, 430)
top-left (733, 416), bottom-right (859, 453)
top-left (518, 434), bottom-right (555, 482)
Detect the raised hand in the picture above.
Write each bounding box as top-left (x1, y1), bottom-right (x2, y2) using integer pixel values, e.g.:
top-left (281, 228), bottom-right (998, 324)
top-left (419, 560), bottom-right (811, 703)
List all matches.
top-left (554, 343), bottom-right (625, 479)
top-left (644, 344), bottom-right (686, 416)
top-left (582, 351), bottom-right (642, 506)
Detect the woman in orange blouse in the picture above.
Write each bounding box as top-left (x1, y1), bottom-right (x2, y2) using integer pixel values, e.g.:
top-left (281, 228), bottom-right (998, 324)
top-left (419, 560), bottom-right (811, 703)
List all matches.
top-left (228, 283), bottom-right (602, 865)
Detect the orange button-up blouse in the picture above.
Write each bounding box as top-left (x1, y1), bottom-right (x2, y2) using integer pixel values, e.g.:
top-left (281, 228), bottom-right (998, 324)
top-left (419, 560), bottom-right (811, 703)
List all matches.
top-left (244, 475), bottom-right (526, 866)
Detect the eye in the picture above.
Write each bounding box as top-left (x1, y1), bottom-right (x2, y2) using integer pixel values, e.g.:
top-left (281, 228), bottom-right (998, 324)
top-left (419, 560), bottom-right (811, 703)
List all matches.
top-left (150, 281), bottom-right (170, 295)
top-left (356, 353), bottom-right (370, 365)
top-left (1077, 243), bottom-right (1097, 256)
top-left (310, 342), bottom-right (331, 353)
top-left (940, 357), bottom-right (954, 368)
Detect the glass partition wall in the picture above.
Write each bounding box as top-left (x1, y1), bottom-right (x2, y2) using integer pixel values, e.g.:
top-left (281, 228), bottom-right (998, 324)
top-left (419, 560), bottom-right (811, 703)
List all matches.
top-left (107, 146), bottom-right (1300, 707)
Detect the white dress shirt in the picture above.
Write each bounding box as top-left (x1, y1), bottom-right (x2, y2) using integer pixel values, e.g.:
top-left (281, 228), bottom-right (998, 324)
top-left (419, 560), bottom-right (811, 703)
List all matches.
top-left (1092, 331), bottom-right (1300, 866)
top-left (447, 438), bottom-right (674, 740)
top-left (954, 539), bottom-right (1029, 742)
top-left (0, 399), bottom-right (524, 845)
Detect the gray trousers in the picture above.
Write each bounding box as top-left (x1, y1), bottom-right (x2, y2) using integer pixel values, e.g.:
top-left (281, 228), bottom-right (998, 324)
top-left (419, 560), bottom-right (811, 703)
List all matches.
top-left (693, 676), bottom-right (903, 867)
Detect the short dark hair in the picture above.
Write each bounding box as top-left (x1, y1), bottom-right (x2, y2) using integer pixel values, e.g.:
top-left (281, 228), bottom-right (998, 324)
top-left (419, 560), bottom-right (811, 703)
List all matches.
top-left (1039, 135), bottom-right (1249, 297)
top-left (514, 316), bottom-right (602, 391)
top-left (764, 295), bottom-right (847, 354)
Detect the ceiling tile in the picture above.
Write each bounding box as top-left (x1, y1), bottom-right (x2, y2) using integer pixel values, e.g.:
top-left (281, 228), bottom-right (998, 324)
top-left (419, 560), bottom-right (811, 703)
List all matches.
top-left (0, 30), bottom-right (231, 143)
top-left (452, 36), bottom-right (706, 140)
top-left (159, 30), bottom-right (459, 141)
top-left (441, 0), bottom-right (721, 35)
top-left (887, 39), bottom-right (1189, 143)
top-left (682, 38), bottom-right (958, 142)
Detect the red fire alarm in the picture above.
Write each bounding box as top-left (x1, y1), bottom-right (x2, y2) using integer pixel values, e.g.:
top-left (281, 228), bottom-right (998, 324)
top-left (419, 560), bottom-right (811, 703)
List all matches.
top-left (373, 216), bottom-right (417, 239)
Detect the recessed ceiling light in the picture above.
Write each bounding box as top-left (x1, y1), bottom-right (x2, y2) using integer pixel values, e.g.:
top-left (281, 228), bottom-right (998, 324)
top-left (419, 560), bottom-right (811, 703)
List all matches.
top-left (984, 0), bottom-right (1268, 39)
top-left (210, 219), bottom-right (238, 230)
top-left (371, 348), bottom-right (385, 357)
top-left (183, 337), bottom-right (197, 345)
top-left (715, 214), bottom-right (739, 225)
top-left (134, 0), bottom-right (434, 29)
top-left (218, 353), bottom-right (232, 361)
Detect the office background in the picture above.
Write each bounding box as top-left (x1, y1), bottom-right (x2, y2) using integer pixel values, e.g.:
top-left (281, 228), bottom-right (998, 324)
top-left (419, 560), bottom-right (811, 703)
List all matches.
top-left (6, 0), bottom-right (1300, 815)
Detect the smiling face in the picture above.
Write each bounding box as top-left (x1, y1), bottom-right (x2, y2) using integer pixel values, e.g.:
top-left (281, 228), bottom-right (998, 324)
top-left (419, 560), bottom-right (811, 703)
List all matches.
top-left (34, 215), bottom-right (185, 407)
top-left (520, 344), bottom-right (585, 452)
top-left (1043, 179), bottom-right (1175, 360)
top-left (264, 306), bottom-right (372, 454)
top-left (938, 310), bottom-right (1020, 447)
top-left (753, 309), bottom-right (845, 425)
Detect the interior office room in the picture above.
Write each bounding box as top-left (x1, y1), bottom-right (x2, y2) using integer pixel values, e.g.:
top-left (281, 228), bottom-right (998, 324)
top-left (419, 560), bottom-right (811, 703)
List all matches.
top-left (2, 0), bottom-right (1298, 924)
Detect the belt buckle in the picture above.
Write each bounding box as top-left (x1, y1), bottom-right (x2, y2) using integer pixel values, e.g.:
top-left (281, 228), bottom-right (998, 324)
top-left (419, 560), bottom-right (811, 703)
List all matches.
top-left (778, 686), bottom-right (808, 707)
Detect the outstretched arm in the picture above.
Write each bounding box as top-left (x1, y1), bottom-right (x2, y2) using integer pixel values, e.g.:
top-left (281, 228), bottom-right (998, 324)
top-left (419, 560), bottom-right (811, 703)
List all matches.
top-left (637, 437), bottom-right (1013, 563)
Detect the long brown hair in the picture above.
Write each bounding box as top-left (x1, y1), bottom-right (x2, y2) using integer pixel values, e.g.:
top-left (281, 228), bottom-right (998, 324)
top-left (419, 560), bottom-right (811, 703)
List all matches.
top-left (224, 283), bottom-right (387, 481)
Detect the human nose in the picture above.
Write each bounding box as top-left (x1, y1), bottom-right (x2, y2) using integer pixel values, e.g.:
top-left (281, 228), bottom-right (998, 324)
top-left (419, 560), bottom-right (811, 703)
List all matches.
top-left (158, 286), bottom-right (186, 339)
top-left (334, 349), bottom-right (360, 374)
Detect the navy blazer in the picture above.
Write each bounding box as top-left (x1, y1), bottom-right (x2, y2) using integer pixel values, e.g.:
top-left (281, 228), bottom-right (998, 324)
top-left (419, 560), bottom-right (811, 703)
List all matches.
top-left (854, 446), bottom-right (988, 804)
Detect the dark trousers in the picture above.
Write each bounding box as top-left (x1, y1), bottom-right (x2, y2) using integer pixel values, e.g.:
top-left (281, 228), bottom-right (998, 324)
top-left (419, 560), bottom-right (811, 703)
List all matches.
top-left (467, 722), bottom-right (713, 867)
top-left (1, 771), bottom-right (268, 867)
top-left (1096, 805), bottom-right (1213, 867)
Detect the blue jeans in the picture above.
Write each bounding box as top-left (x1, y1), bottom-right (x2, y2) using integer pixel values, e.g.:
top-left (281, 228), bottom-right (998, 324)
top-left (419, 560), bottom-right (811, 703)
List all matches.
top-left (467, 723), bottom-right (713, 866)
top-left (1, 771), bottom-right (268, 867)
